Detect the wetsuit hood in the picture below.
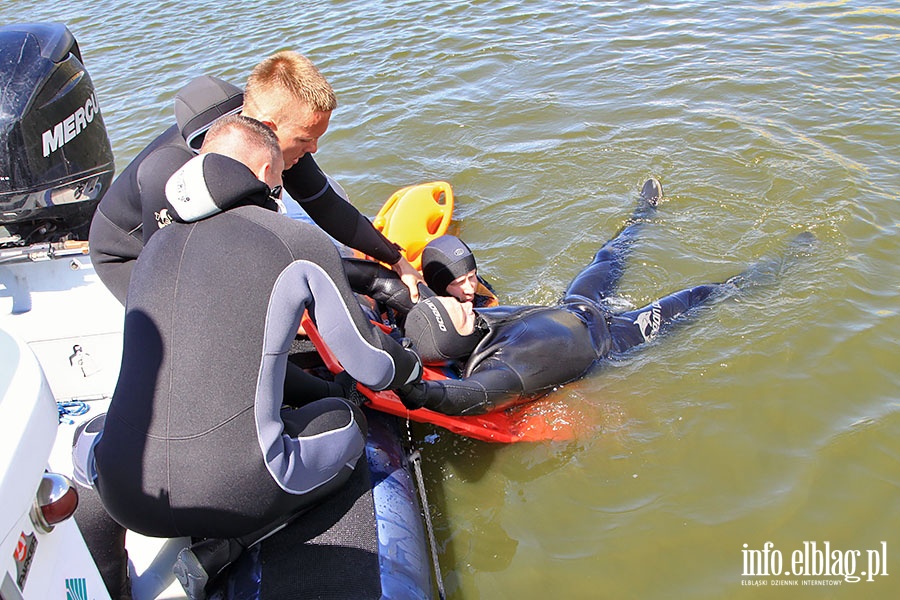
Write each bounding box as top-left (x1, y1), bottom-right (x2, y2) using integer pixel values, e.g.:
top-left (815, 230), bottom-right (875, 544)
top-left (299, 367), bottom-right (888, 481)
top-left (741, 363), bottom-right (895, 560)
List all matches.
top-left (422, 235), bottom-right (477, 295)
top-left (405, 297), bottom-right (485, 364)
top-left (174, 75), bottom-right (243, 151)
top-left (164, 153), bottom-right (276, 224)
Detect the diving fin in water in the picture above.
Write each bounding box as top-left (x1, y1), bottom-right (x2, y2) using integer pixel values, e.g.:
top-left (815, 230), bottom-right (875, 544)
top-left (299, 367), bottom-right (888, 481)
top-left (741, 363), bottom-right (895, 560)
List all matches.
top-left (726, 231), bottom-right (818, 290)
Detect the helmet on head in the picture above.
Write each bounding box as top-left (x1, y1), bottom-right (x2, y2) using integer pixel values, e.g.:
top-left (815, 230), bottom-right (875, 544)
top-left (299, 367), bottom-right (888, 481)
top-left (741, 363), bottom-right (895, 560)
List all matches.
top-left (421, 235), bottom-right (477, 296)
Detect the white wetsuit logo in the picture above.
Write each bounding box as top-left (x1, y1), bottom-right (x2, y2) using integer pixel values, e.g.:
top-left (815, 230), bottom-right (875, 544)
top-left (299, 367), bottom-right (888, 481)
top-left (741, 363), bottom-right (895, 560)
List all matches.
top-left (634, 303), bottom-right (662, 342)
top-left (155, 208), bottom-right (173, 228)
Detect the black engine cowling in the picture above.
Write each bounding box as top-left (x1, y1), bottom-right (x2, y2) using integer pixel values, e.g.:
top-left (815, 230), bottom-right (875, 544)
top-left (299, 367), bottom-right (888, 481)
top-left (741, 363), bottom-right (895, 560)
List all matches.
top-left (0, 22), bottom-right (114, 246)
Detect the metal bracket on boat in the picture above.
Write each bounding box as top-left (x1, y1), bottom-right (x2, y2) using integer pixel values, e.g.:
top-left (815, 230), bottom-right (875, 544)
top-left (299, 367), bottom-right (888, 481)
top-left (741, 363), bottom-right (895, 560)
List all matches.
top-left (0, 240), bottom-right (91, 265)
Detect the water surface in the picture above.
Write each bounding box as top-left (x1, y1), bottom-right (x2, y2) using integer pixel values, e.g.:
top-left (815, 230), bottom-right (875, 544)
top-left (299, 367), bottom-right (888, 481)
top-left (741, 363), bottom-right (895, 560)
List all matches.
top-left (3, 1), bottom-right (897, 598)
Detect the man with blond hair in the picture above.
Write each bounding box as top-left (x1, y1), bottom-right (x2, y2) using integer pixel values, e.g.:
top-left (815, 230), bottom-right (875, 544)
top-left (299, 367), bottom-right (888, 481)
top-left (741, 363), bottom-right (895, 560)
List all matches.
top-left (241, 51), bottom-right (335, 168)
top-left (90, 51), bottom-right (422, 306)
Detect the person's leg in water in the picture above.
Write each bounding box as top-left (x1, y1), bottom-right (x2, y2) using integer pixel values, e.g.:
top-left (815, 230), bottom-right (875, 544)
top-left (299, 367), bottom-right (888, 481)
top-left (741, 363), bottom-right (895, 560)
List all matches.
top-left (607, 231), bottom-right (818, 354)
top-left (607, 284), bottom-right (723, 353)
top-left (724, 231), bottom-right (817, 291)
top-left (564, 178), bottom-right (663, 306)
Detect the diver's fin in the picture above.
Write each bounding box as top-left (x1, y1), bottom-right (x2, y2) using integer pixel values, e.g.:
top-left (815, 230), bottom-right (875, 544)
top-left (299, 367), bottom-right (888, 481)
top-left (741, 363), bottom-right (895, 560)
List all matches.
top-left (727, 231), bottom-right (818, 290)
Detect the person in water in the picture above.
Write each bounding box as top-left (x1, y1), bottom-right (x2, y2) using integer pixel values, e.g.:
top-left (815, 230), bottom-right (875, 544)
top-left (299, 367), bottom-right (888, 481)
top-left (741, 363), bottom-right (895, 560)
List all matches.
top-left (88, 115), bottom-right (422, 599)
top-left (334, 235), bottom-right (501, 337)
top-left (89, 51), bottom-right (423, 307)
top-left (421, 234), bottom-right (498, 307)
top-left (398, 179), bottom-right (813, 416)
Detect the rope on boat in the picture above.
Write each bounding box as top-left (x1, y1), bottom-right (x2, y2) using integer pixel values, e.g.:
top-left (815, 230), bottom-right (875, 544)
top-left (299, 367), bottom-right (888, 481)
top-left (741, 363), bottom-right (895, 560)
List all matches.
top-left (409, 449), bottom-right (446, 600)
top-left (58, 399), bottom-right (90, 424)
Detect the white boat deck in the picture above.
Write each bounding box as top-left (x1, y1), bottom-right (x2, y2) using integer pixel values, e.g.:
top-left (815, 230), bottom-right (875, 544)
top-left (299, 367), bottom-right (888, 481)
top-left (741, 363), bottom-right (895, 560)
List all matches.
top-left (1, 246), bottom-right (189, 599)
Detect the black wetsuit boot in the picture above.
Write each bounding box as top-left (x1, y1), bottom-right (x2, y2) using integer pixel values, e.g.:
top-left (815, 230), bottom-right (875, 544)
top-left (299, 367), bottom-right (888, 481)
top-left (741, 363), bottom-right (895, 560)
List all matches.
top-left (564, 178), bottom-right (662, 306)
top-left (173, 538), bottom-right (243, 600)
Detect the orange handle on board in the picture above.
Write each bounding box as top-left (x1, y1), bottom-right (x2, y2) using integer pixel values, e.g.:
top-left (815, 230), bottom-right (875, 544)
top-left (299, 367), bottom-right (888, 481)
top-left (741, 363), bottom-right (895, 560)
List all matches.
top-left (373, 181), bottom-right (454, 270)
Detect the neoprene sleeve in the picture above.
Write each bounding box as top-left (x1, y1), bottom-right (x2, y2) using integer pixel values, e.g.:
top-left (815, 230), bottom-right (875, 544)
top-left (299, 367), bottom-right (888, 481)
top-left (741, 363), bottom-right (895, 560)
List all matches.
top-left (283, 154), bottom-right (402, 265)
top-left (400, 367), bottom-right (526, 416)
top-left (342, 258), bottom-right (415, 314)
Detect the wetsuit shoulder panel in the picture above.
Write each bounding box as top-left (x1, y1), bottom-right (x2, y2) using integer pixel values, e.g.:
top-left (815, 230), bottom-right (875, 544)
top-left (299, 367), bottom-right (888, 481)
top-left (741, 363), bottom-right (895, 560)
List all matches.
top-left (136, 143), bottom-right (196, 242)
top-left (94, 125), bottom-right (186, 234)
top-left (89, 125), bottom-right (192, 303)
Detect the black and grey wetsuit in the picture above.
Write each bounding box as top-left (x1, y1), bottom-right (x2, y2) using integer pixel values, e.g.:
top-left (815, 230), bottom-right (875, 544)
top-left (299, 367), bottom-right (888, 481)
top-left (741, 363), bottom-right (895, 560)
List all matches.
top-left (89, 75), bottom-right (403, 304)
top-left (93, 152), bottom-right (420, 539)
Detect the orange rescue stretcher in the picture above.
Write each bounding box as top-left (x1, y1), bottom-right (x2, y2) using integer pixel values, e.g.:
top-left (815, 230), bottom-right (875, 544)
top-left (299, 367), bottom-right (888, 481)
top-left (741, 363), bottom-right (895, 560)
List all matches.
top-left (305, 182), bottom-right (577, 443)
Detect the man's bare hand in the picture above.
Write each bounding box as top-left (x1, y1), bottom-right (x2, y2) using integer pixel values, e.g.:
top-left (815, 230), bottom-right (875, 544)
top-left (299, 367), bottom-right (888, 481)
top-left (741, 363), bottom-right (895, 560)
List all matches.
top-left (391, 256), bottom-right (424, 302)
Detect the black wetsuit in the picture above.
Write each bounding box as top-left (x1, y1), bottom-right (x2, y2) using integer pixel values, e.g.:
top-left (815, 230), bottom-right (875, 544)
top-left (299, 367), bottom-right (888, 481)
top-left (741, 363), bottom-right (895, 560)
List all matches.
top-left (89, 75), bottom-right (402, 305)
top-left (401, 206), bottom-right (725, 415)
top-left (93, 153), bottom-right (420, 539)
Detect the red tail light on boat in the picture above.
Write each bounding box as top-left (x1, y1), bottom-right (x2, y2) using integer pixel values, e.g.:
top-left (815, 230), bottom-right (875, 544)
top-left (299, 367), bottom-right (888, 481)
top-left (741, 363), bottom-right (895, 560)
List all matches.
top-left (30, 473), bottom-right (79, 532)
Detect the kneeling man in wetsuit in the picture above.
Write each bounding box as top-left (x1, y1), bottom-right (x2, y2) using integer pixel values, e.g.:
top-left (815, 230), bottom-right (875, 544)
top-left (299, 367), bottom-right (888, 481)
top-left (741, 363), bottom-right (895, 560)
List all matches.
top-left (92, 115), bottom-right (422, 598)
top-left (399, 180), bottom-right (812, 416)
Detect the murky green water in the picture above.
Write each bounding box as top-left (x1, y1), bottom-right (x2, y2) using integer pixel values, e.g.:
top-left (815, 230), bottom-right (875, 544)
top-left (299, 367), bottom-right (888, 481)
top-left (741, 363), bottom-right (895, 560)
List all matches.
top-left (4, 1), bottom-right (897, 597)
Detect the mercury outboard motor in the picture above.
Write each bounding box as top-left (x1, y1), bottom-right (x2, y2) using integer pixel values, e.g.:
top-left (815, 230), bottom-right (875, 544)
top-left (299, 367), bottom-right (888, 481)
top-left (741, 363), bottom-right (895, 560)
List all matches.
top-left (0, 23), bottom-right (114, 247)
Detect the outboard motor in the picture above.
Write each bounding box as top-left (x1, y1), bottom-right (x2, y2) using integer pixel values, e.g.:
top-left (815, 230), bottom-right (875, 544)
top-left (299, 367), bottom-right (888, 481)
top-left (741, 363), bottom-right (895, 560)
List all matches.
top-left (0, 23), bottom-right (114, 247)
